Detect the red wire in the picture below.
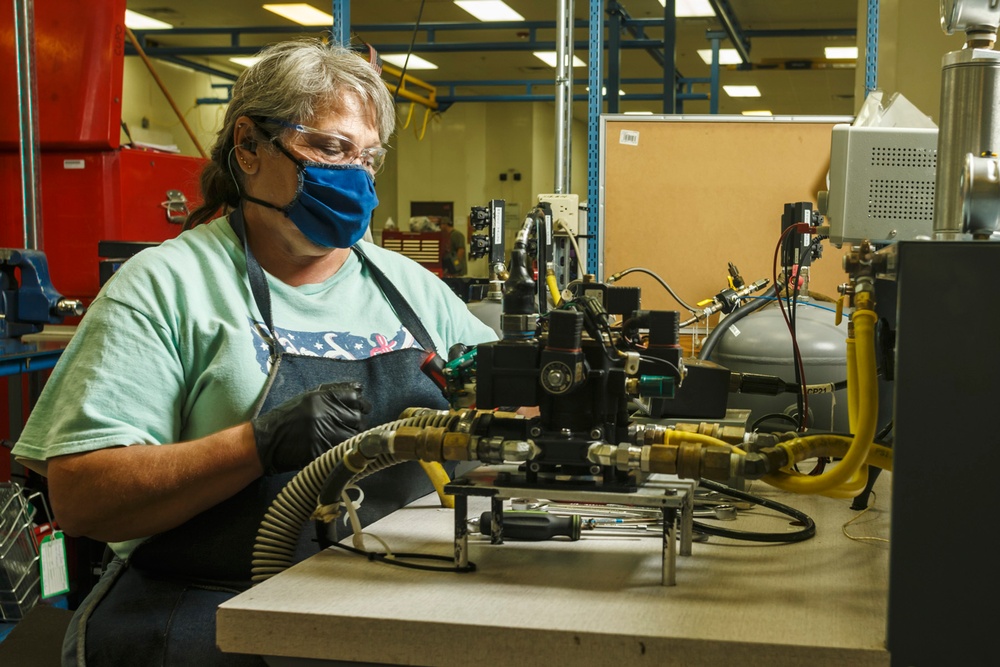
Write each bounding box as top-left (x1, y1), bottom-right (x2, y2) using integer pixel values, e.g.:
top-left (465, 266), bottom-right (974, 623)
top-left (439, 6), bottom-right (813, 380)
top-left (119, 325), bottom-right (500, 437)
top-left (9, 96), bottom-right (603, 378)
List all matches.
top-left (771, 224), bottom-right (812, 432)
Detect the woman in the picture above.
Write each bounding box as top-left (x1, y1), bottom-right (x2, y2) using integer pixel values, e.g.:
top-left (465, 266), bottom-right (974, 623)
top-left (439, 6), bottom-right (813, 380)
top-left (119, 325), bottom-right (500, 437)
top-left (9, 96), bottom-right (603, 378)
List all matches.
top-left (12, 39), bottom-right (497, 665)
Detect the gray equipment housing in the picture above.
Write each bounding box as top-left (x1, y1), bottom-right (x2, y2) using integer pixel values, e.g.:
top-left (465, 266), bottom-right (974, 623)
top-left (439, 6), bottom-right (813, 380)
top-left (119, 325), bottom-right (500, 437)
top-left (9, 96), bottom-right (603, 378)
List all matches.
top-left (825, 124), bottom-right (938, 248)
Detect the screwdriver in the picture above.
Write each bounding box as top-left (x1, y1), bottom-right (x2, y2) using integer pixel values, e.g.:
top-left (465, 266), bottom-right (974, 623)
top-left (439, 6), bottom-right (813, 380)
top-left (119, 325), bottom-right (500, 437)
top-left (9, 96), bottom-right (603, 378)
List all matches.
top-left (477, 511), bottom-right (582, 541)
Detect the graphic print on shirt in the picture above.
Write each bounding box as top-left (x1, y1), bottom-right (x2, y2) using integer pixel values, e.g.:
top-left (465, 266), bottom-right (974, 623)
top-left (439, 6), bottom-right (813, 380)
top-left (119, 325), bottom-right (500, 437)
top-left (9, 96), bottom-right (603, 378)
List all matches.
top-left (249, 318), bottom-right (418, 374)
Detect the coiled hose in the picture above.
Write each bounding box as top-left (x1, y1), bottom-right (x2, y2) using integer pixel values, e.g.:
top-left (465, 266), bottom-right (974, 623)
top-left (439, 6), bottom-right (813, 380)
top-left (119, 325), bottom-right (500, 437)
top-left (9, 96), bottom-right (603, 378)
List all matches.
top-left (251, 410), bottom-right (460, 583)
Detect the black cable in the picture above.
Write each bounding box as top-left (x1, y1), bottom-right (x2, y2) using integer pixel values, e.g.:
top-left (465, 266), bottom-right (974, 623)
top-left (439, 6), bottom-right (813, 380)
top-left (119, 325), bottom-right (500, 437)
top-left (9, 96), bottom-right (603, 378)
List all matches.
top-left (558, 294), bottom-right (622, 366)
top-left (638, 354), bottom-right (682, 378)
top-left (875, 420), bottom-right (894, 443)
top-left (391, 0), bottom-right (427, 100)
top-left (694, 479), bottom-right (816, 543)
top-left (327, 540), bottom-right (476, 573)
top-left (751, 411), bottom-right (799, 431)
top-left (772, 225), bottom-right (810, 432)
top-left (697, 295), bottom-right (771, 361)
top-left (735, 373), bottom-right (847, 397)
top-left (607, 267), bottom-right (699, 314)
top-left (789, 274), bottom-right (806, 428)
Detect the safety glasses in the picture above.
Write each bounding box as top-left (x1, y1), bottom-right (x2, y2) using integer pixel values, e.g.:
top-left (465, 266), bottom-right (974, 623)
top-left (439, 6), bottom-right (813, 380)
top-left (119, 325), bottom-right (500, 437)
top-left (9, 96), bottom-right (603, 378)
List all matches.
top-left (268, 118), bottom-right (387, 174)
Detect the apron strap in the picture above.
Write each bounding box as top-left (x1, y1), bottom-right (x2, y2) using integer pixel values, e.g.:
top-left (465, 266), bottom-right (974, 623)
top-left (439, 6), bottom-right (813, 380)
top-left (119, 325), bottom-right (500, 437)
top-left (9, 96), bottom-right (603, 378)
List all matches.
top-left (352, 245), bottom-right (438, 352)
top-left (230, 206), bottom-right (278, 359)
top-left (230, 208), bottom-right (439, 355)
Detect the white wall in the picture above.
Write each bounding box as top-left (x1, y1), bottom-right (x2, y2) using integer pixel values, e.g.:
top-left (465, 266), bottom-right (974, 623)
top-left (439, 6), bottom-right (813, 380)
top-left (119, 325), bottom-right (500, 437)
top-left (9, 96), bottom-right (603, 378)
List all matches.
top-left (121, 57), bottom-right (224, 157)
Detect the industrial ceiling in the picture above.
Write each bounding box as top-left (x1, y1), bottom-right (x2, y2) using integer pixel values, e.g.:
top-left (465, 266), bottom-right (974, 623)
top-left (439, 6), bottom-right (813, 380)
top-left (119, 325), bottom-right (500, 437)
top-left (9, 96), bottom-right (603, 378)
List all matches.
top-left (124, 1), bottom-right (861, 119)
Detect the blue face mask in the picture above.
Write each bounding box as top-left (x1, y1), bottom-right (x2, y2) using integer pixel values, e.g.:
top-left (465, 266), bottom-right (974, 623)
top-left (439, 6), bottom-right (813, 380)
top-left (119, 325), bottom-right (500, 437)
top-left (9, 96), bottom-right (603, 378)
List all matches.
top-left (242, 144), bottom-right (379, 249)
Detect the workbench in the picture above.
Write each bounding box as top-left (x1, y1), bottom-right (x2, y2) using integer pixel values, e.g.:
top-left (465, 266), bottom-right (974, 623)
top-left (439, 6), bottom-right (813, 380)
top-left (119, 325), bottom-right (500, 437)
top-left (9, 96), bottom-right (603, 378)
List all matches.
top-left (217, 472), bottom-right (891, 667)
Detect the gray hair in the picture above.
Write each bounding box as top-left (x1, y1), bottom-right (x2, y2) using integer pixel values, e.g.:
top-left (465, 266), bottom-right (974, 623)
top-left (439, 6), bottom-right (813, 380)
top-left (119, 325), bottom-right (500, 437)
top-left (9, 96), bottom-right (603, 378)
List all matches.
top-left (186, 39), bottom-right (395, 229)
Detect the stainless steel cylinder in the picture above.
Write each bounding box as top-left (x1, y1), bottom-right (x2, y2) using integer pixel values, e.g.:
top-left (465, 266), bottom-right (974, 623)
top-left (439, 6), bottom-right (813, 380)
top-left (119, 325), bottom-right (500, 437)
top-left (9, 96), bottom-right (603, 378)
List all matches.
top-left (932, 48), bottom-right (1000, 239)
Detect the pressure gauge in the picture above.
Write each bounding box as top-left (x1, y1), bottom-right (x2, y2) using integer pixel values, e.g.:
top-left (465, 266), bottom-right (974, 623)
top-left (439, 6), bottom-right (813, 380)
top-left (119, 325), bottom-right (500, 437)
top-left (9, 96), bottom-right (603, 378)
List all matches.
top-left (941, 0), bottom-right (1000, 35)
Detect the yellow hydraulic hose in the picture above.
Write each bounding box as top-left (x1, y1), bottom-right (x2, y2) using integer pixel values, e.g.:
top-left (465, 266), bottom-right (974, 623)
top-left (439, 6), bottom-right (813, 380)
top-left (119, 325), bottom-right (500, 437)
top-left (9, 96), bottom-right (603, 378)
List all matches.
top-left (774, 434), bottom-right (893, 473)
top-left (769, 434), bottom-right (892, 498)
top-left (825, 467), bottom-right (869, 498)
top-left (846, 332), bottom-right (859, 434)
top-left (419, 461), bottom-right (454, 508)
top-left (789, 465), bottom-right (869, 499)
top-left (662, 429), bottom-right (891, 497)
top-left (834, 335), bottom-right (867, 496)
top-left (779, 435), bottom-right (872, 498)
top-left (762, 307), bottom-right (879, 495)
top-left (545, 269), bottom-right (562, 308)
top-left (662, 429), bottom-right (746, 454)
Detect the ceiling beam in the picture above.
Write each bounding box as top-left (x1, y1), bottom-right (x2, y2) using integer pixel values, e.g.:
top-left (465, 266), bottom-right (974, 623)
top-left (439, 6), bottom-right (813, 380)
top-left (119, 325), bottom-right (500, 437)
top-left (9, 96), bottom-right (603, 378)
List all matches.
top-left (707, 0), bottom-right (751, 64)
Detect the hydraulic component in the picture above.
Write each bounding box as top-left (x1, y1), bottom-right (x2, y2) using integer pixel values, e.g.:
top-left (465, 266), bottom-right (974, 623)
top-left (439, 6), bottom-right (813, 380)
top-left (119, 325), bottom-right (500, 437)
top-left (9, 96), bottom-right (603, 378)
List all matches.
top-left (934, 1), bottom-right (1000, 239)
top-left (781, 202), bottom-right (824, 290)
top-left (693, 277), bottom-right (770, 322)
top-left (468, 199), bottom-right (506, 273)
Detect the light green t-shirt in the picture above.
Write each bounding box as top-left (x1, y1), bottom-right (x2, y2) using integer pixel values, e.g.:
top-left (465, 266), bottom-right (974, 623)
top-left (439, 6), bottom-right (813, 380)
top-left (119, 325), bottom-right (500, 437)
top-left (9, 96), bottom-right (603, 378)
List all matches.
top-left (13, 215), bottom-right (497, 553)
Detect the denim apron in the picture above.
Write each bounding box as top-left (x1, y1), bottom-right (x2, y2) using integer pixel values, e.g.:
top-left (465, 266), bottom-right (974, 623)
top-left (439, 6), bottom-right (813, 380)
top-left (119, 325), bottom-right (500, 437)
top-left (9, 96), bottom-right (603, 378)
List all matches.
top-left (67, 207), bottom-right (449, 666)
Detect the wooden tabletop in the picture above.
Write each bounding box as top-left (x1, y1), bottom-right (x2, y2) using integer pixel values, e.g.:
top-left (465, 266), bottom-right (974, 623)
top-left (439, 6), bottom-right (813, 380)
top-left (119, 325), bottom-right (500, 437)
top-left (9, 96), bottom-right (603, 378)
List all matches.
top-left (217, 473), bottom-right (891, 667)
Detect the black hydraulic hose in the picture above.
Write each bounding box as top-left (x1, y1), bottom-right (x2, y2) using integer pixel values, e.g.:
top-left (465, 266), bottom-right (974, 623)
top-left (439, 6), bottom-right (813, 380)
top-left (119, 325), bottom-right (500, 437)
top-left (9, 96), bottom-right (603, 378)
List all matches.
top-left (318, 460), bottom-right (359, 508)
top-left (698, 296), bottom-right (772, 361)
top-left (695, 479), bottom-right (816, 543)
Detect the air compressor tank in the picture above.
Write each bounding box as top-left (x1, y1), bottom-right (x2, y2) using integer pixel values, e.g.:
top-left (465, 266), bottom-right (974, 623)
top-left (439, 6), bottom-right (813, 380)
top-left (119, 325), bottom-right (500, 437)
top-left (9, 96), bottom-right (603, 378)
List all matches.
top-left (710, 298), bottom-right (850, 432)
top-left (466, 283), bottom-right (503, 337)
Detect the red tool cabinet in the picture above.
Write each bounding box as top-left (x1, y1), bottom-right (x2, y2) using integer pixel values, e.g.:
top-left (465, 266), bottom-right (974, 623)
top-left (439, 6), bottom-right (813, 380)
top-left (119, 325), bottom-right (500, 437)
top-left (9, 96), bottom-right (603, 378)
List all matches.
top-left (0, 0), bottom-right (206, 304)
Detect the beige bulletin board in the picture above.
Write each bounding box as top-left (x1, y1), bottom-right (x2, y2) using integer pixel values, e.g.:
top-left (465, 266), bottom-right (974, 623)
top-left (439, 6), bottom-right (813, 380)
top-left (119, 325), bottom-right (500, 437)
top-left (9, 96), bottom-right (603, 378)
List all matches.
top-left (599, 115), bottom-right (854, 315)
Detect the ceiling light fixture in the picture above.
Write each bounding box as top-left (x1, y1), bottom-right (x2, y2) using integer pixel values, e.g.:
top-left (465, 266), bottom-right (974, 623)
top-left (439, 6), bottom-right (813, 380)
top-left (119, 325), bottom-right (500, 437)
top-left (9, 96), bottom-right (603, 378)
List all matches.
top-left (724, 85), bottom-right (761, 98)
top-left (658, 0), bottom-right (715, 18)
top-left (534, 52), bottom-right (586, 67)
top-left (825, 46), bottom-right (859, 60)
top-left (697, 48), bottom-right (743, 65)
top-left (381, 54), bottom-right (439, 70)
top-left (454, 1), bottom-right (525, 21)
top-left (124, 10), bottom-right (172, 30)
top-left (742, 110), bottom-right (773, 116)
top-left (262, 3), bottom-right (334, 26)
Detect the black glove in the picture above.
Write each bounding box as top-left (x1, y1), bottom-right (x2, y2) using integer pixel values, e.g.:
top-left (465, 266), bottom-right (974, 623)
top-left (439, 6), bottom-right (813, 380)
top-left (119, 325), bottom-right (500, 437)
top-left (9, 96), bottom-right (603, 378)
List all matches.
top-left (252, 381), bottom-right (373, 474)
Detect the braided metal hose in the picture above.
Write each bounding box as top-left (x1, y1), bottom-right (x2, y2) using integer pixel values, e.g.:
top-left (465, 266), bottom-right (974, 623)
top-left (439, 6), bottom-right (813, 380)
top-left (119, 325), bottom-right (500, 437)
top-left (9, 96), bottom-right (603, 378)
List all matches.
top-left (251, 410), bottom-right (461, 583)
